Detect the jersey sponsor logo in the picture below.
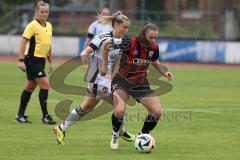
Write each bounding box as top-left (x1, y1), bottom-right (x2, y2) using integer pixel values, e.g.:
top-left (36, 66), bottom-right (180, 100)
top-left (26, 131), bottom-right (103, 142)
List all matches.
top-left (133, 58), bottom-right (150, 66)
top-left (108, 49), bottom-right (120, 63)
top-left (109, 54), bottom-right (116, 60)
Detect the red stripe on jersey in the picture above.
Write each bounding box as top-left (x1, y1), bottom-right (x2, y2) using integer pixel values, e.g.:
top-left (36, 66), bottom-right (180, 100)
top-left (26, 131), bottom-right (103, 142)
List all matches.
top-left (119, 36), bottom-right (159, 84)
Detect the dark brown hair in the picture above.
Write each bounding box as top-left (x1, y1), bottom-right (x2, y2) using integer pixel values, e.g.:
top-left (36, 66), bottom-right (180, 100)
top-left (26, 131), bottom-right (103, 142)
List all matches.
top-left (138, 23), bottom-right (158, 45)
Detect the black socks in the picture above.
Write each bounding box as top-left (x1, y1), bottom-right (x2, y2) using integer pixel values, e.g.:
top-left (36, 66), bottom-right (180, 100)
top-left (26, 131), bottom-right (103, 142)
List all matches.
top-left (17, 90), bottom-right (32, 116)
top-left (112, 113), bottom-right (124, 132)
top-left (141, 114), bottom-right (160, 134)
top-left (39, 89), bottom-right (49, 117)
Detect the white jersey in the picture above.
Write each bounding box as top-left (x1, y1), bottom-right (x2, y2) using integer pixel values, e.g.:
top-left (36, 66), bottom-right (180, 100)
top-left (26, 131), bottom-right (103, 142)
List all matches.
top-left (86, 32), bottom-right (112, 83)
top-left (87, 20), bottom-right (112, 39)
top-left (87, 32), bottom-right (121, 99)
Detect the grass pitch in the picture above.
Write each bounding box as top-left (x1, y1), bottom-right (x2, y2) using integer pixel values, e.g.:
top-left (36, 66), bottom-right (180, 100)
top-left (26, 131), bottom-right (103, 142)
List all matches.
top-left (0, 61), bottom-right (239, 160)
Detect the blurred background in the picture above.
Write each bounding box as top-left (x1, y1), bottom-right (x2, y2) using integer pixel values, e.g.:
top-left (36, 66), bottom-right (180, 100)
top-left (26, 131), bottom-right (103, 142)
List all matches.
top-left (0, 0), bottom-right (240, 63)
top-left (1, 0), bottom-right (240, 40)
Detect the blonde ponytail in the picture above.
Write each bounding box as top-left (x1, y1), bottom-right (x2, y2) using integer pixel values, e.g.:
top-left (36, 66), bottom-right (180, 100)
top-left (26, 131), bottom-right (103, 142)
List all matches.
top-left (97, 11), bottom-right (129, 27)
top-left (97, 15), bottom-right (113, 25)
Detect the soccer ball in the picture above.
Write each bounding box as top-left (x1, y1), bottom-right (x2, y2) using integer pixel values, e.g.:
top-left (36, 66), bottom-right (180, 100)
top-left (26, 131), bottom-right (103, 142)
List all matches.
top-left (135, 134), bottom-right (155, 153)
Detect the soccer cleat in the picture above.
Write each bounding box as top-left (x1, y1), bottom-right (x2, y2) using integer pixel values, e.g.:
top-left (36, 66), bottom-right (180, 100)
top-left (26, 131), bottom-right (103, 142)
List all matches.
top-left (23, 115), bottom-right (28, 119)
top-left (42, 115), bottom-right (57, 125)
top-left (119, 130), bottom-right (135, 142)
top-left (110, 134), bottom-right (119, 150)
top-left (53, 125), bottom-right (65, 145)
top-left (15, 115), bottom-right (32, 123)
top-left (119, 126), bottom-right (135, 142)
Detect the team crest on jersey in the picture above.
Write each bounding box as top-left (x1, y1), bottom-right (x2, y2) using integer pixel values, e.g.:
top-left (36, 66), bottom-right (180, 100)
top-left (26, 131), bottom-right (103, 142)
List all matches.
top-left (102, 86), bottom-right (108, 93)
top-left (133, 50), bottom-right (137, 55)
top-left (148, 51), bottom-right (154, 58)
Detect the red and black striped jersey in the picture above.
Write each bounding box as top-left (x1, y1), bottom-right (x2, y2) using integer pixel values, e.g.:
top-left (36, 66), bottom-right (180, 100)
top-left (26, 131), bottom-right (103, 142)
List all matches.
top-left (118, 36), bottom-right (159, 84)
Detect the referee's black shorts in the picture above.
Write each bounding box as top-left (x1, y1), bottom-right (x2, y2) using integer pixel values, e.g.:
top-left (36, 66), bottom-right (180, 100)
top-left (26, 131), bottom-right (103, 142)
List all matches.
top-left (112, 73), bottom-right (154, 103)
top-left (24, 56), bottom-right (46, 81)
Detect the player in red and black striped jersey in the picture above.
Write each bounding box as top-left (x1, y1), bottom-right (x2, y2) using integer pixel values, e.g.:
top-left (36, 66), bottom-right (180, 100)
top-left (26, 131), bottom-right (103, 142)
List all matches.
top-left (101, 23), bottom-right (173, 149)
top-left (118, 35), bottom-right (159, 84)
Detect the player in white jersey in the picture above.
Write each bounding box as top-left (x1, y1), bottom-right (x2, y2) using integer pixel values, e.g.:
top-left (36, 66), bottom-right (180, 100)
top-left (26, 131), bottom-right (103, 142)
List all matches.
top-left (83, 7), bottom-right (112, 49)
top-left (53, 11), bottom-right (135, 145)
top-left (87, 46), bottom-right (121, 99)
top-left (83, 7), bottom-right (112, 92)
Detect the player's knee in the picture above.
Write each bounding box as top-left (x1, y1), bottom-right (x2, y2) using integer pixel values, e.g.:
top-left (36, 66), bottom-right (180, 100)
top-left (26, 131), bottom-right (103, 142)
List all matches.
top-left (40, 82), bottom-right (49, 90)
top-left (25, 84), bottom-right (36, 92)
top-left (39, 84), bottom-right (49, 90)
top-left (114, 106), bottom-right (125, 118)
top-left (25, 87), bottom-right (34, 92)
top-left (37, 78), bottom-right (49, 90)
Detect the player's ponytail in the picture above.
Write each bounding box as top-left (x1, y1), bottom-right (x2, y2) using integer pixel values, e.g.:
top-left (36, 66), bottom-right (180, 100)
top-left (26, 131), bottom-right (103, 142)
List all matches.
top-left (97, 14), bottom-right (113, 25)
top-left (98, 11), bottom-right (129, 27)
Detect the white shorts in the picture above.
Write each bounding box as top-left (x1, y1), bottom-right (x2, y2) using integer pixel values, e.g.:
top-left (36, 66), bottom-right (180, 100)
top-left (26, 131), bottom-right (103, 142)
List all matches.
top-left (87, 75), bottom-right (111, 99)
top-left (85, 55), bottom-right (102, 83)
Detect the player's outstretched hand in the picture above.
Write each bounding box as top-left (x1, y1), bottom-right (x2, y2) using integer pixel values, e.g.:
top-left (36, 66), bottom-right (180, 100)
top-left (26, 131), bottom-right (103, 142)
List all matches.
top-left (81, 55), bottom-right (89, 65)
top-left (164, 71), bottom-right (173, 81)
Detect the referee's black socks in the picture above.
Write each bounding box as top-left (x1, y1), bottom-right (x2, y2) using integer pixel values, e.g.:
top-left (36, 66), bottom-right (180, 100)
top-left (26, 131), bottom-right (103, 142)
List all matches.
top-left (39, 89), bottom-right (49, 117)
top-left (17, 90), bottom-right (32, 116)
top-left (141, 114), bottom-right (160, 134)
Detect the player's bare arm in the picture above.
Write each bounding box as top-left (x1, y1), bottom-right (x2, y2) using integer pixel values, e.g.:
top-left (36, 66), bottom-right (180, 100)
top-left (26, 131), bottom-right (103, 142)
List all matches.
top-left (18, 37), bottom-right (28, 72)
top-left (111, 56), bottom-right (120, 80)
top-left (100, 39), bottom-right (112, 75)
top-left (47, 46), bottom-right (53, 73)
top-left (151, 60), bottom-right (173, 80)
top-left (80, 46), bottom-right (94, 64)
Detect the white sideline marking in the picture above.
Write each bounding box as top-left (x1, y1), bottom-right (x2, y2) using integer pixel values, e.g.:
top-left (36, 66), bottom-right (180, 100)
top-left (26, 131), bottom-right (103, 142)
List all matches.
top-left (165, 108), bottom-right (223, 114)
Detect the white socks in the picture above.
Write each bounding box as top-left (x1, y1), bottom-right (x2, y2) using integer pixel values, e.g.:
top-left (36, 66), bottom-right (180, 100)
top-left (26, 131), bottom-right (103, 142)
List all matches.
top-left (60, 107), bottom-right (85, 132)
top-left (112, 131), bottom-right (119, 137)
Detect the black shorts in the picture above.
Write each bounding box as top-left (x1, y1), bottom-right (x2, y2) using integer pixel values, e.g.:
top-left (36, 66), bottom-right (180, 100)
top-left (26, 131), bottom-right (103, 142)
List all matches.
top-left (24, 56), bottom-right (46, 81)
top-left (112, 73), bottom-right (154, 102)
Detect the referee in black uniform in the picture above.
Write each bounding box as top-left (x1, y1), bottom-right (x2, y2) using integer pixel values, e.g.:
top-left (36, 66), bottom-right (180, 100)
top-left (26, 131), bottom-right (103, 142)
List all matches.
top-left (15, 1), bottom-right (56, 124)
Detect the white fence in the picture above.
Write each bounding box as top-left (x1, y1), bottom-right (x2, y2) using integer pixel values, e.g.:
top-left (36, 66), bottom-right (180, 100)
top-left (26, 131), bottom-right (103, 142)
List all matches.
top-left (1, 35), bottom-right (240, 64)
top-left (0, 35), bottom-right (79, 57)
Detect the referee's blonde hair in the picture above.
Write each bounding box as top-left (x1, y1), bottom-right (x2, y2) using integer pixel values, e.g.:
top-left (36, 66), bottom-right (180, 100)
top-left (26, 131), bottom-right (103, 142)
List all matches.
top-left (34, 1), bottom-right (49, 20)
top-left (98, 11), bottom-right (129, 27)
